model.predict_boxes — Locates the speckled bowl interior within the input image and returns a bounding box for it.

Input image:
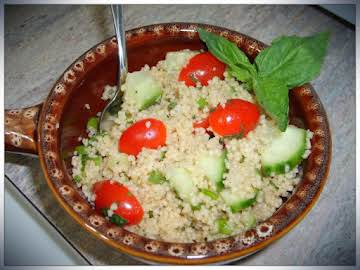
[37,23,331,264]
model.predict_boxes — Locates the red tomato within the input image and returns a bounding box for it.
[178,52,226,87]
[119,118,166,156]
[193,117,210,129]
[93,180,144,225]
[209,99,260,137]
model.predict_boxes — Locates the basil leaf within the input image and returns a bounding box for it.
[197,27,256,86]
[227,65,254,90]
[255,32,330,89]
[254,77,289,131]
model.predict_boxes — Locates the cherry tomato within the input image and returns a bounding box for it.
[93,180,144,225]
[178,52,226,87]
[193,117,209,129]
[119,118,166,156]
[209,99,260,137]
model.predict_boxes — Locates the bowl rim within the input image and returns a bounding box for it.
[36,22,332,265]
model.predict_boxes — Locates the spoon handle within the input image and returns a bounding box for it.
[111,5,128,84]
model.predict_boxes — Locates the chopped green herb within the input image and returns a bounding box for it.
[73,175,82,183]
[75,145,87,155]
[216,181,225,192]
[101,208,109,217]
[160,151,167,161]
[125,111,132,119]
[216,218,232,235]
[89,156,101,166]
[269,180,279,190]
[148,210,154,218]
[88,136,98,144]
[110,214,128,226]
[87,117,99,131]
[148,170,166,184]
[88,131,107,144]
[197,97,208,110]
[200,189,219,200]
[168,101,177,111]
[191,204,203,211]
[80,154,88,172]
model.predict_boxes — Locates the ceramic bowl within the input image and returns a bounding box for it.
[5,23,331,264]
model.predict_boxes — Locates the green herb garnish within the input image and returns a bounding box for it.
[160,151,167,161]
[148,170,167,184]
[216,218,232,235]
[168,101,177,111]
[191,203,203,211]
[269,180,279,190]
[73,175,82,183]
[148,210,154,218]
[86,116,99,131]
[89,156,102,166]
[197,28,329,131]
[110,214,128,226]
[75,145,87,155]
[200,188,219,200]
[197,97,208,110]
[101,208,109,217]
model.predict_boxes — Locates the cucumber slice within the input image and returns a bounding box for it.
[125,70,163,110]
[221,189,259,213]
[166,167,196,202]
[261,125,307,176]
[198,150,227,191]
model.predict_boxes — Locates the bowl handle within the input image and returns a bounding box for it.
[5,104,42,156]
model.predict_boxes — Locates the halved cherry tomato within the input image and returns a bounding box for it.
[178,52,226,87]
[193,117,210,129]
[119,118,166,156]
[209,99,260,137]
[93,180,144,226]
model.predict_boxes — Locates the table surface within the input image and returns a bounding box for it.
[4,4,355,266]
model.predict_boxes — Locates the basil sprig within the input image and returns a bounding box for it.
[197,28,329,131]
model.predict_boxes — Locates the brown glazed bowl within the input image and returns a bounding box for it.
[5,23,331,264]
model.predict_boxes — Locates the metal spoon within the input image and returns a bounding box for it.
[99,5,127,131]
